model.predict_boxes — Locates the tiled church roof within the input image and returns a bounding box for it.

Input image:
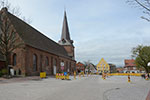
[1,7,70,59]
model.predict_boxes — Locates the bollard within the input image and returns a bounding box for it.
[103,73,106,80]
[87,72,88,77]
[145,73,149,80]
[74,71,76,80]
[128,75,131,82]
[102,73,106,80]
[56,73,58,79]
[79,73,81,79]
[83,72,85,77]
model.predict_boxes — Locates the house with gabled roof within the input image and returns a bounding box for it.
[97,58,110,73]
[124,59,140,73]
[76,62,85,73]
[0,7,76,76]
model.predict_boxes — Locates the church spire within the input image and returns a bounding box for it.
[59,11,73,45]
[61,11,71,41]
[58,11,75,60]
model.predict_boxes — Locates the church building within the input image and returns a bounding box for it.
[0,7,76,76]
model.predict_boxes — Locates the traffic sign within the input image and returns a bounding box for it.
[64,72,67,76]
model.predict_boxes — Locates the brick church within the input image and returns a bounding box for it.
[0,7,76,76]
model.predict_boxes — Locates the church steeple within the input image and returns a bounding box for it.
[59,11,75,60]
[59,11,73,45]
[61,11,70,41]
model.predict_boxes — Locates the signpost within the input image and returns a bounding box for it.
[64,72,67,76]
[60,62,64,71]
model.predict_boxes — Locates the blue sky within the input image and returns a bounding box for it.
[8,0,150,67]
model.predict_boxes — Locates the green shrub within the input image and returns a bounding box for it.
[1,69,7,75]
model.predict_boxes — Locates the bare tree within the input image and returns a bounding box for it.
[83,60,91,72]
[127,0,150,22]
[0,0,31,24]
[0,8,24,76]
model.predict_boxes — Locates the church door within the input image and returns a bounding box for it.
[53,65,56,75]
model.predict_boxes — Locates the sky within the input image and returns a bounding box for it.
[7,0,150,67]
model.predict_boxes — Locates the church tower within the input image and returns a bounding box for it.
[59,11,75,60]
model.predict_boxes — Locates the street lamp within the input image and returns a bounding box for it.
[147,62,150,67]
[147,62,150,79]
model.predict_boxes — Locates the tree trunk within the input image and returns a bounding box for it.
[5,53,10,77]
[145,67,149,73]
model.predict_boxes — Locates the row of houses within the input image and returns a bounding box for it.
[76,58,117,74]
[76,58,145,74]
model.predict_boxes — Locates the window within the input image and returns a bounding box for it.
[46,57,49,66]
[13,53,17,66]
[33,54,37,71]
[54,59,57,66]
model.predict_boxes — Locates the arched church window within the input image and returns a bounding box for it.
[46,57,49,66]
[13,53,17,66]
[33,54,37,71]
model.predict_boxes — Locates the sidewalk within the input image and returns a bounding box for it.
[0,76,42,84]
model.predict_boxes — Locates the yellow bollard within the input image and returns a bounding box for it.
[102,73,106,80]
[128,75,131,82]
[83,72,85,77]
[56,73,58,79]
[87,72,88,77]
[74,71,76,80]
[103,74,106,80]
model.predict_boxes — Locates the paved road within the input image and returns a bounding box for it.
[0,75,149,100]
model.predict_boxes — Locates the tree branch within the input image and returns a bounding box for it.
[135,0,150,11]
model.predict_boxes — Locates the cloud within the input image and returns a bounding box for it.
[8,0,150,67]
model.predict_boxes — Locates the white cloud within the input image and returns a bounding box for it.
[7,0,150,67]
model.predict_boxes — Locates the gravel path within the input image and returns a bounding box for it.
[0,75,149,100]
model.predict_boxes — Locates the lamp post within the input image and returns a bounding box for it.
[147,62,150,74]
[146,62,150,80]
[147,62,150,67]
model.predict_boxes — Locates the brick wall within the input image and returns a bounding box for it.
[11,45,76,76]
[0,61,5,70]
